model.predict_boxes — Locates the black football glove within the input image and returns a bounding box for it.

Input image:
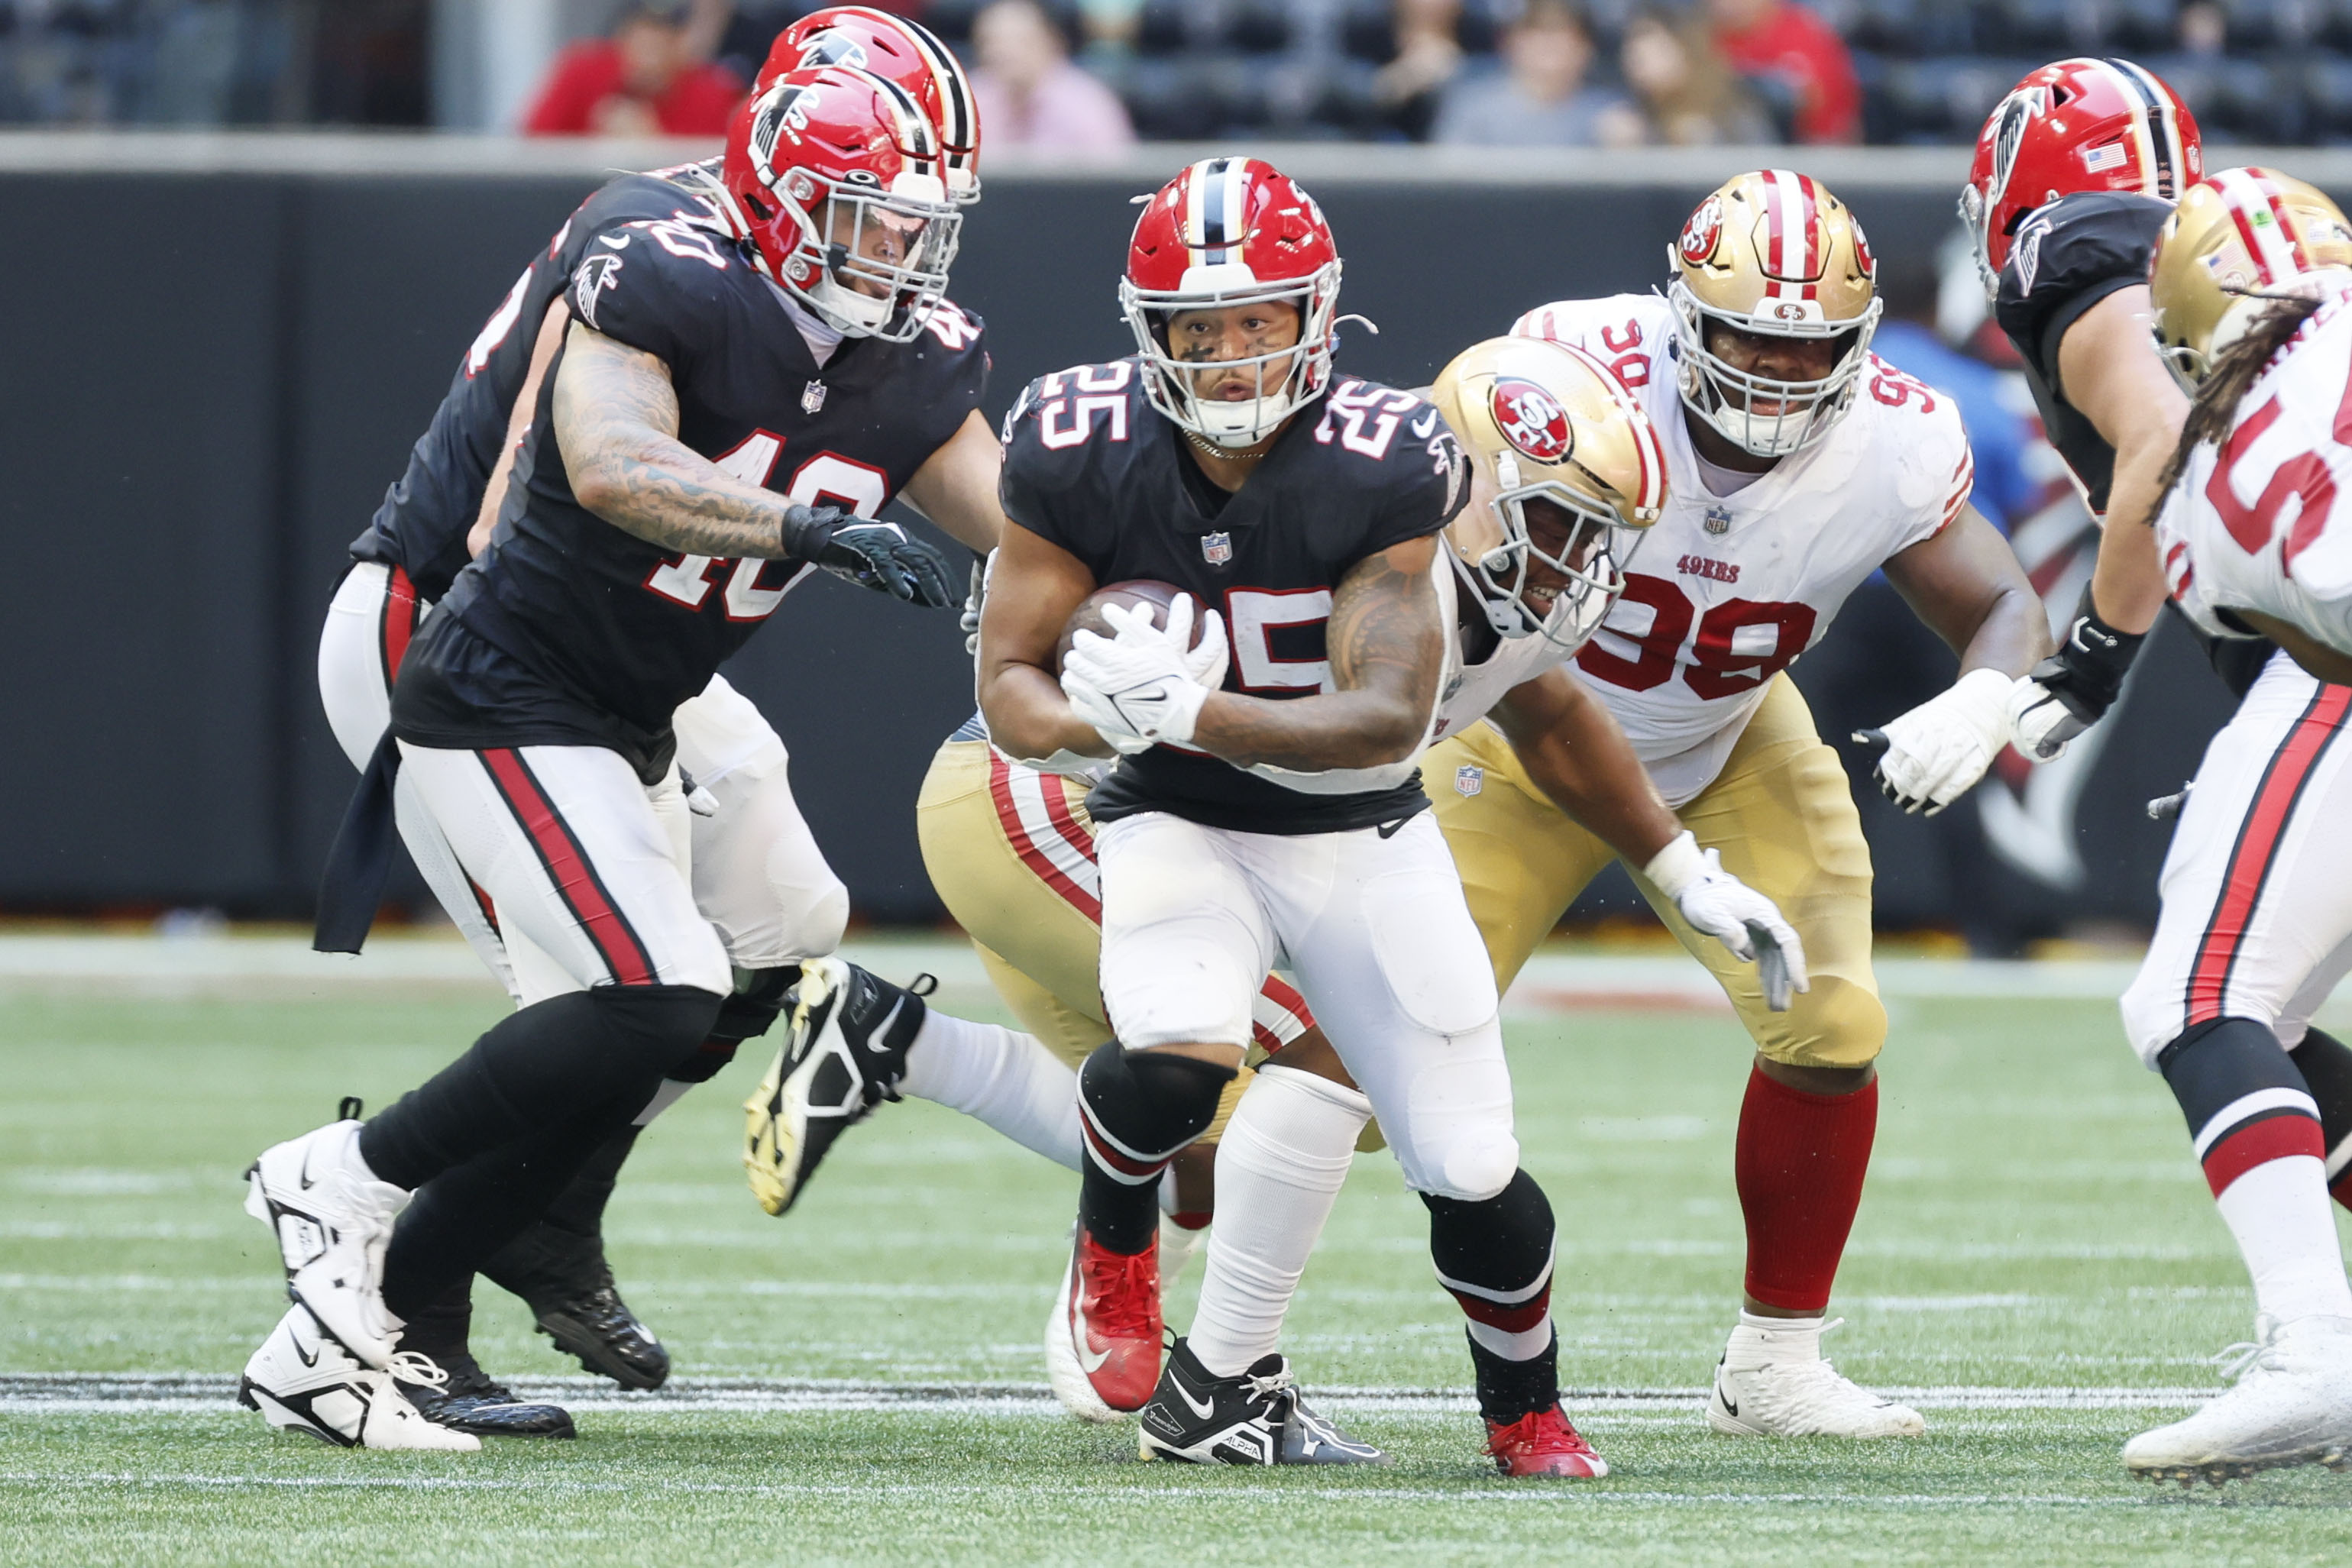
[2009,583,2145,760]
[778,504,957,608]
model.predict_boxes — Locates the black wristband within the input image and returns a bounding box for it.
[2031,583,2145,722]
[775,503,838,562]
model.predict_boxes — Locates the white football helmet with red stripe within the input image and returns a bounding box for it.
[721,66,960,342]
[1665,170,1882,459]
[2152,166,2352,390]
[759,7,982,205]
[1119,157,1343,448]
[1431,335,1666,648]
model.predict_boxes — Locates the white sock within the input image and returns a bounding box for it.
[1466,1315,1555,1360]
[2215,1156,2352,1323]
[1725,1310,1827,1367]
[1186,1065,1371,1378]
[896,1009,1082,1171]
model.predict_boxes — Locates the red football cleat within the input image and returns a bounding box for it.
[1044,1227,1163,1420]
[1486,1404,1610,1478]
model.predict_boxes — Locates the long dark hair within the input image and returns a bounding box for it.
[2158,296,2325,496]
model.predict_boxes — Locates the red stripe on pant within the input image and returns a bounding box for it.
[986,752,1101,920]
[379,564,420,695]
[2188,686,2352,1026]
[479,748,658,987]
[1448,1283,1552,1334]
[2202,1110,2328,1197]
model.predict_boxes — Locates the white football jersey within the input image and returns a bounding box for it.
[2157,288,2352,658]
[1512,294,1975,805]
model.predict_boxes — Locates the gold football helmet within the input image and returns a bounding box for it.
[1432,335,1666,648]
[2151,166,2352,390]
[1667,170,1882,457]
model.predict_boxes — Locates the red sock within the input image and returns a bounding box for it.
[1734,1065,1878,1314]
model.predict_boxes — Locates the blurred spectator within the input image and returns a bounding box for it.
[524,2,745,137]
[1372,0,1467,143]
[1433,0,1627,147]
[1595,6,1772,147]
[1706,0,1858,144]
[969,0,1134,155]
[2179,2,2227,58]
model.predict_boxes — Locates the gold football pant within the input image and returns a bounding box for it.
[1427,674,1885,1069]
[916,739,1276,1140]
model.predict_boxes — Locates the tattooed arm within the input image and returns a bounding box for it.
[555,321,807,559]
[1188,536,1445,771]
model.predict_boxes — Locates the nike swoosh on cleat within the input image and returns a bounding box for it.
[865,997,905,1053]
[298,1146,319,1191]
[1071,1301,1113,1374]
[1715,1373,1738,1417]
[1176,1380,1218,1421]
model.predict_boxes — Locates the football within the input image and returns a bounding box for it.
[1055,579,1199,671]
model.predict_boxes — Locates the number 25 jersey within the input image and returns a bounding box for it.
[1512,294,1975,807]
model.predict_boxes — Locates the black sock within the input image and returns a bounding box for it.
[1422,1169,1558,1344]
[2158,1017,2323,1195]
[394,1278,475,1367]
[359,984,720,1191]
[2289,1026,2352,1206]
[1466,1327,1560,1425]
[535,1122,643,1240]
[1076,1043,1234,1255]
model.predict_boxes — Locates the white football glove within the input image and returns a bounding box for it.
[2006,673,2082,762]
[1644,831,1809,1013]
[1060,595,1229,752]
[959,552,992,659]
[1855,667,2014,816]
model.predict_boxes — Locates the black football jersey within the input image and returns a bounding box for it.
[393,209,988,780]
[1995,191,2170,516]
[1994,190,2272,699]
[348,163,735,603]
[1000,361,1467,835]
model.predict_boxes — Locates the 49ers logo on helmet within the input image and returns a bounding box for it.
[1679,196,1723,265]
[1851,217,1876,280]
[1491,378,1572,462]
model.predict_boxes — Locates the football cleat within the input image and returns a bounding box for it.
[2124,1314,2352,1485]
[1707,1317,1925,1439]
[481,1223,669,1391]
[238,1305,478,1452]
[395,1348,575,1439]
[242,1117,409,1368]
[742,958,927,1217]
[1138,1338,1386,1466]
[1485,1404,1610,1478]
[1044,1226,1163,1421]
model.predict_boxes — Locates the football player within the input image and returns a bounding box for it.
[241,66,1012,1450]
[1462,169,2053,1439]
[2098,168,2352,1481]
[979,156,1714,1478]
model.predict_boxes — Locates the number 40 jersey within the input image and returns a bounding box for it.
[1512,294,1976,807]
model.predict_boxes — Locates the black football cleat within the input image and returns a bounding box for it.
[396,1349,576,1439]
[742,957,929,1216]
[481,1223,670,1392]
[1137,1337,1387,1466]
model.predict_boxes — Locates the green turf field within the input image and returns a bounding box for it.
[5,946,2351,1565]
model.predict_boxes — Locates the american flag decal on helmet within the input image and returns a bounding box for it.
[2092,56,2189,198]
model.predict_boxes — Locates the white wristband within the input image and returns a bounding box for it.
[1642,829,1707,901]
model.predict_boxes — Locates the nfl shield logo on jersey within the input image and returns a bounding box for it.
[1454,765,1484,797]
[801,380,827,415]
[1202,532,1232,564]
[1704,504,1733,536]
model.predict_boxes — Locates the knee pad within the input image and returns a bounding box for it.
[1756,973,1886,1071]
[590,983,727,1079]
[1078,1043,1236,1165]
[2158,1016,2312,1145]
[2288,1027,2352,1157]
[1422,1169,1555,1325]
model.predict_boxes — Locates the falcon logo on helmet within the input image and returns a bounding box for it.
[759,7,983,205]
[1491,378,1573,462]
[1433,337,1666,651]
[1962,57,2201,297]
[1120,156,1344,448]
[1665,170,1883,459]
[721,65,960,342]
[2151,166,2352,389]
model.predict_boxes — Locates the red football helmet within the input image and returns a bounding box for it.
[1121,157,1344,448]
[721,66,960,342]
[758,7,981,205]
[1962,57,2202,294]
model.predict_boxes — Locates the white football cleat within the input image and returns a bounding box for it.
[243,1119,409,1368]
[1707,1315,1925,1439]
[2124,1314,2352,1485]
[238,1305,479,1451]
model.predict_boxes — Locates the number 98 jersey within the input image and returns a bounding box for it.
[1512,293,1975,807]
[1000,359,1469,835]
